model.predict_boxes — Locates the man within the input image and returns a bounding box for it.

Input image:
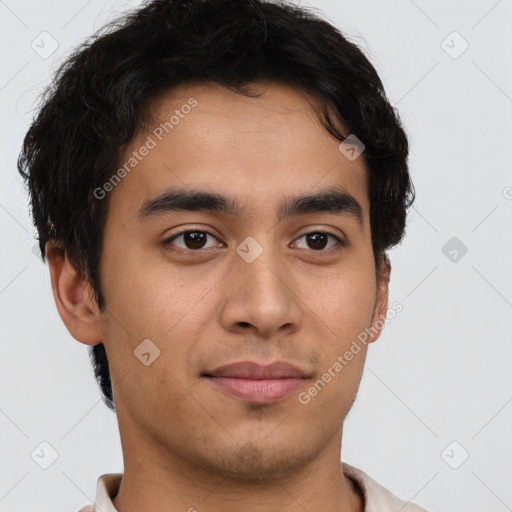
[18,0,427,510]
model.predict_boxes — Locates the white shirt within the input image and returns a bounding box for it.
[78,463,429,512]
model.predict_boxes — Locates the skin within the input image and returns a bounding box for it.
[47,80,391,512]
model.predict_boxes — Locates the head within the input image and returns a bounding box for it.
[18,0,413,480]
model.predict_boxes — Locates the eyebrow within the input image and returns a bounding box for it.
[136,186,363,227]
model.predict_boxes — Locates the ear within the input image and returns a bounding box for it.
[45,241,103,346]
[368,253,391,343]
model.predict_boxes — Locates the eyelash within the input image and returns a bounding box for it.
[163,229,345,255]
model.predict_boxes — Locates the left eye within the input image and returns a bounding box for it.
[294,232,343,251]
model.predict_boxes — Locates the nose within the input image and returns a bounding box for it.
[218,243,303,339]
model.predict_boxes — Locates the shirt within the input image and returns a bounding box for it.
[78,463,429,512]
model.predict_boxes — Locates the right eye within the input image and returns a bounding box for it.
[163,230,224,252]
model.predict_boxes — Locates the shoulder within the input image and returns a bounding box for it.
[77,473,123,512]
[343,463,430,512]
[77,506,95,512]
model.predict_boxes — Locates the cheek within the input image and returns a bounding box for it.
[302,263,377,341]
[299,270,374,411]
[102,240,217,335]
[148,264,224,336]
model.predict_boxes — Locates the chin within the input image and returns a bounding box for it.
[197,439,317,482]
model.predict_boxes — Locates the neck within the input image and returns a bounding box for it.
[112,420,364,512]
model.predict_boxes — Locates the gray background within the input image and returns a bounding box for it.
[1,0,511,511]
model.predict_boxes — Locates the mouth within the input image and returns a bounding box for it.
[201,361,310,404]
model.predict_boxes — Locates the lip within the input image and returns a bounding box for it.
[202,361,310,404]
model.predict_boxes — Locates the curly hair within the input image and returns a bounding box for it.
[17,0,415,411]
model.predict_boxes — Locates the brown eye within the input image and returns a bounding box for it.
[294,231,343,252]
[306,233,328,250]
[182,231,207,249]
[165,230,221,251]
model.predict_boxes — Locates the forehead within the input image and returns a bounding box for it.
[108,81,370,225]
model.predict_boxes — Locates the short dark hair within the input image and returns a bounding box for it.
[18,0,415,411]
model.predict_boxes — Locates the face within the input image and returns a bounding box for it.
[73,81,390,481]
